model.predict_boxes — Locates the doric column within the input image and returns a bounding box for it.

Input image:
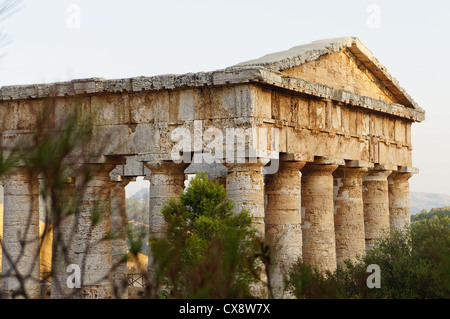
[224,157,269,298]
[143,160,189,288]
[223,158,269,237]
[388,169,415,231]
[74,162,118,299]
[300,158,341,272]
[51,176,79,299]
[333,163,369,266]
[145,161,189,240]
[265,154,306,297]
[1,167,40,299]
[362,164,393,251]
[110,176,135,299]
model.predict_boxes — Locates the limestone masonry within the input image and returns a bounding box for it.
[0,37,424,298]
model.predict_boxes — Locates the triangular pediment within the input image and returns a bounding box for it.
[282,49,399,104]
[235,37,421,110]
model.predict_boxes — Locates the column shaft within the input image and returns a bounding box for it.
[301,163,338,272]
[1,168,40,298]
[224,158,269,298]
[144,161,188,286]
[388,172,413,231]
[265,160,305,296]
[333,167,367,266]
[362,169,392,251]
[224,159,269,237]
[146,162,188,239]
[74,164,115,299]
[51,179,78,299]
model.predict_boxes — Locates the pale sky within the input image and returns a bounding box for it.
[0,0,449,196]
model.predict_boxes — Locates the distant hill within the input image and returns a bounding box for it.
[410,192,450,214]
[129,187,149,203]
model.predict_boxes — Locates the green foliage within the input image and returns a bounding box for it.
[410,214,450,297]
[413,206,450,222]
[284,261,349,299]
[360,215,450,298]
[127,223,147,257]
[285,214,450,299]
[150,172,262,299]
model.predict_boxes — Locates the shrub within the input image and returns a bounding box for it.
[150,172,262,298]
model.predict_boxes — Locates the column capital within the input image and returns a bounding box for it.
[301,162,339,175]
[363,165,394,182]
[110,175,136,184]
[334,166,368,179]
[313,156,346,166]
[69,157,124,184]
[388,171,414,182]
[143,160,190,174]
[278,159,307,171]
[222,157,270,170]
[373,163,397,171]
[388,166,417,182]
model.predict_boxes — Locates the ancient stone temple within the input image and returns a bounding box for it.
[0,37,425,298]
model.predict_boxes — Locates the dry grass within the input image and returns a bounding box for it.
[126,251,148,273]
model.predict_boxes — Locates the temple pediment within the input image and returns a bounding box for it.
[235,37,421,110]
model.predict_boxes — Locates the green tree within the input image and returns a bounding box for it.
[412,206,450,222]
[285,214,450,299]
[150,172,262,299]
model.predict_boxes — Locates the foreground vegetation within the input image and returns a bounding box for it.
[285,212,450,299]
[413,206,450,222]
[148,172,262,298]
[141,173,450,299]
